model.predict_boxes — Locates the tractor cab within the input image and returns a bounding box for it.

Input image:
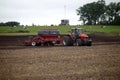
[70,28,85,40]
[71,28,84,35]
[62,28,92,46]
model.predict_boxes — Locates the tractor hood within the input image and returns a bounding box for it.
[79,33,88,38]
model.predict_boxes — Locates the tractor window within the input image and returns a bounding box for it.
[77,29,84,34]
[71,29,84,34]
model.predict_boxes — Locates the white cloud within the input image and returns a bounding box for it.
[0,0,119,25]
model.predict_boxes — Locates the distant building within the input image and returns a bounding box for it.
[60,19,69,26]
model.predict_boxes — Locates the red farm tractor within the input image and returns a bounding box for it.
[24,29,62,46]
[62,28,92,46]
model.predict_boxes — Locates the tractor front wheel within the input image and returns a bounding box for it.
[87,42,92,46]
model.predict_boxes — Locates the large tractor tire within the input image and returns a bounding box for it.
[76,39,82,46]
[62,36,73,46]
[87,42,92,46]
[84,39,92,46]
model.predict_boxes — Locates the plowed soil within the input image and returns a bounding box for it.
[0,34,120,80]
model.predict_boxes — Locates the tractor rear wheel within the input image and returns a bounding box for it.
[62,36,73,46]
[76,39,82,46]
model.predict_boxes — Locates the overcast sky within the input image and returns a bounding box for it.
[0,0,119,25]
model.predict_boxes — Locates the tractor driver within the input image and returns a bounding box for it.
[74,28,79,41]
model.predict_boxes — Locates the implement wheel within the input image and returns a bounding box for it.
[31,41,36,46]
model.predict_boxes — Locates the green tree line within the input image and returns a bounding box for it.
[76,0,120,25]
[0,21,20,27]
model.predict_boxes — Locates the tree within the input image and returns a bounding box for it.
[0,22,6,26]
[77,0,106,25]
[5,21,20,27]
[106,2,120,25]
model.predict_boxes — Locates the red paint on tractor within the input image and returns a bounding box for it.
[79,33,88,40]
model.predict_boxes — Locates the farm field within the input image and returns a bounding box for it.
[0,34,120,80]
[0,25,120,35]
[0,26,120,80]
[0,43,120,80]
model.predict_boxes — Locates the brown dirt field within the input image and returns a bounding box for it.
[0,34,120,80]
